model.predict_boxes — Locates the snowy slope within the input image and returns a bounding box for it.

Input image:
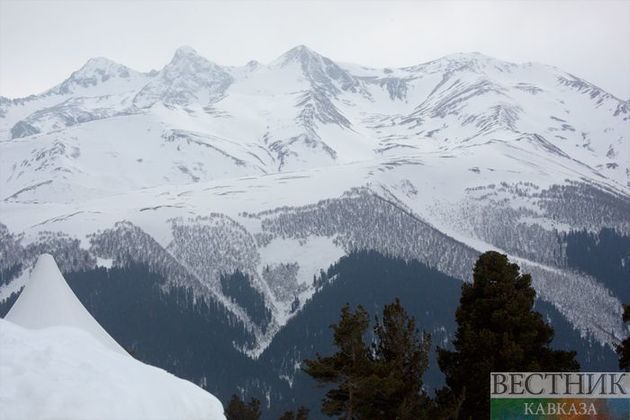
[5,254,126,354]
[0,46,628,354]
[0,320,226,420]
[0,254,225,420]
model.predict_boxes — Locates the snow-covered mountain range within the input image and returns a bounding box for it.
[1,45,628,356]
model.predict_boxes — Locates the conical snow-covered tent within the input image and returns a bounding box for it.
[0,254,226,420]
[5,253,126,354]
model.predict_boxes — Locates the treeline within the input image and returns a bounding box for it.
[563,227,630,302]
[226,251,629,419]
[221,270,273,333]
[2,241,623,418]
[64,264,287,403]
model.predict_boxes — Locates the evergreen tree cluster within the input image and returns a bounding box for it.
[3,246,609,419]
[64,264,287,405]
[278,407,310,420]
[259,249,463,415]
[225,396,309,420]
[302,251,580,419]
[221,270,273,332]
[225,395,262,420]
[303,299,431,419]
[563,227,630,303]
[436,251,579,419]
[250,189,480,282]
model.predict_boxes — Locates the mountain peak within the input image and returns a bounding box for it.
[273,45,325,66]
[133,45,232,108]
[75,56,132,76]
[271,45,361,96]
[49,56,136,95]
[173,45,199,59]
[166,45,222,70]
[82,56,120,68]
[288,44,317,55]
[440,51,500,64]
[403,52,516,74]
[164,45,224,73]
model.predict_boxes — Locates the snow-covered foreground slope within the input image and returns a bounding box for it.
[0,46,628,356]
[0,255,225,420]
[5,254,125,354]
[0,321,226,420]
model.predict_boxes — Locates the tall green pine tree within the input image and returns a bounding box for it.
[224,394,262,420]
[304,300,432,419]
[303,304,372,419]
[437,251,579,419]
[278,406,309,420]
[363,298,432,419]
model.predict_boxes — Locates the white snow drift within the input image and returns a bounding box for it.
[0,254,226,420]
[4,254,125,354]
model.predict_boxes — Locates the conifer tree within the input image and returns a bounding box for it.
[303,304,371,419]
[618,304,630,371]
[304,300,433,419]
[363,298,432,419]
[437,251,579,419]
[224,394,262,420]
[278,406,309,420]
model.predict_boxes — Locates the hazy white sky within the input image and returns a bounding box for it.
[1,0,629,99]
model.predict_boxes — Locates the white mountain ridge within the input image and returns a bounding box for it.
[1,254,225,420]
[0,45,628,356]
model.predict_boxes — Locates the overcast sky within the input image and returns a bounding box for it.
[1,0,629,99]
